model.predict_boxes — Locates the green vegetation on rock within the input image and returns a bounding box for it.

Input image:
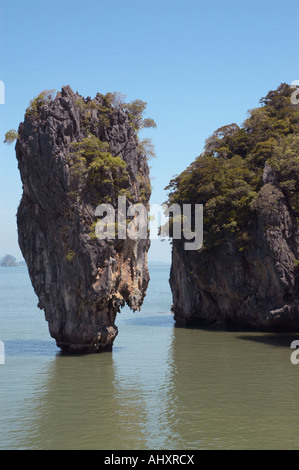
[166,83,299,250]
[65,251,76,262]
[68,134,130,204]
[4,129,19,144]
[25,89,56,117]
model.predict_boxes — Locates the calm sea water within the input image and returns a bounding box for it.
[1,263,299,450]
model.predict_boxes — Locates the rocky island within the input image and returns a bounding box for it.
[0,254,18,267]
[13,86,154,352]
[166,84,299,331]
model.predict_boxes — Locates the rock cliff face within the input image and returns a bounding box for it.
[170,162,299,330]
[16,86,151,352]
[168,84,299,331]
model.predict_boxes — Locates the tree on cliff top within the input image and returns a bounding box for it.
[166,83,299,250]
[4,89,157,160]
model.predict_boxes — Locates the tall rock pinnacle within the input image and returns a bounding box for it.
[16,86,152,352]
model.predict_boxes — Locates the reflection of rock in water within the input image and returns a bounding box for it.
[16,86,151,353]
[169,326,299,449]
[21,353,147,450]
[112,312,177,449]
[20,323,175,450]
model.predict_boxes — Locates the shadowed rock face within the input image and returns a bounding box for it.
[16,86,151,352]
[170,162,299,331]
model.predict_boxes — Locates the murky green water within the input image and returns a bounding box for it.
[1,265,299,449]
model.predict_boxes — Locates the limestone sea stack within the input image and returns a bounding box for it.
[167,83,299,331]
[16,86,152,352]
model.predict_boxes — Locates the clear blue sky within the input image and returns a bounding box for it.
[0,0,299,262]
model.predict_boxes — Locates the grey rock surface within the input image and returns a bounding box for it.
[170,163,299,330]
[16,86,151,352]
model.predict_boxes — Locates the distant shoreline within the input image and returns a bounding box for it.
[0,254,26,267]
[0,258,170,267]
